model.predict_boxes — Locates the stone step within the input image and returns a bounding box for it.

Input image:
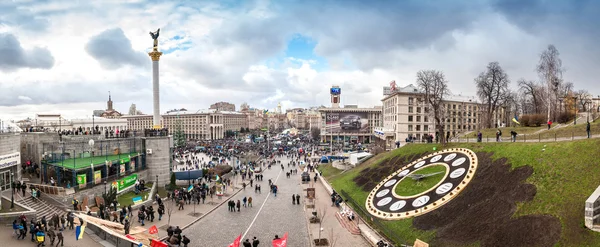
[335,212,361,235]
[17,194,67,221]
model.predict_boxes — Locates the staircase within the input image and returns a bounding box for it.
[335,212,361,235]
[16,191,68,221]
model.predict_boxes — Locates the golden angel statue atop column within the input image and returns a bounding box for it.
[149,28,160,50]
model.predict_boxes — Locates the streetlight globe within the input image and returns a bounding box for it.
[88,139,95,147]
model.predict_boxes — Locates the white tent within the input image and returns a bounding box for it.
[350,152,372,165]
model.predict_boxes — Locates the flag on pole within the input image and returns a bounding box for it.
[75,222,86,240]
[389,80,397,92]
[228,234,242,247]
[148,225,159,235]
[215,175,220,182]
[187,185,194,192]
[272,232,288,247]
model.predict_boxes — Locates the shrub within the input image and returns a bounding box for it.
[530,114,546,127]
[557,112,576,124]
[520,115,530,126]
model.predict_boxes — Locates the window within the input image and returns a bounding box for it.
[416,125,421,131]
[408,107,413,113]
[424,125,428,131]
[416,116,421,122]
[417,107,421,113]
[424,116,429,122]
[408,125,413,131]
[408,97,414,105]
[453,104,456,109]
[408,116,413,122]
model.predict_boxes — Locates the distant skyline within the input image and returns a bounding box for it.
[1,0,600,120]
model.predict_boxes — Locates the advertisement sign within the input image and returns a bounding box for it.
[120,164,125,174]
[0,152,20,169]
[118,174,138,192]
[94,170,102,184]
[77,174,86,189]
[325,112,369,133]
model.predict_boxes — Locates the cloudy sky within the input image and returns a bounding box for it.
[1,0,599,120]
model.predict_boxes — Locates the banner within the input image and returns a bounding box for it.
[117,174,138,192]
[0,152,20,169]
[77,174,86,189]
[94,170,102,184]
[228,234,241,247]
[148,225,158,235]
[132,196,143,205]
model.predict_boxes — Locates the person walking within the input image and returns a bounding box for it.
[236,200,241,212]
[248,197,253,207]
[587,121,591,138]
[292,194,296,205]
[252,237,260,247]
[55,229,63,247]
[243,197,247,207]
[296,194,300,205]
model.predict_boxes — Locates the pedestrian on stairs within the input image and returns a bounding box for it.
[56,229,64,247]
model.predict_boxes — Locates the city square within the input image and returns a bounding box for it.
[1,1,600,247]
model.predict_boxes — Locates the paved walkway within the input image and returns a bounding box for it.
[1,220,103,247]
[301,173,370,247]
[184,156,310,246]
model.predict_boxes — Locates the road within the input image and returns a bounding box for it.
[184,156,310,246]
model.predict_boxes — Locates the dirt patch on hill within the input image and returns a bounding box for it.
[411,152,561,246]
[354,152,427,191]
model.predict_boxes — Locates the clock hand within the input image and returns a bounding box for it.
[407,171,445,180]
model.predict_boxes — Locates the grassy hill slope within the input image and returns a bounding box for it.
[327,139,600,246]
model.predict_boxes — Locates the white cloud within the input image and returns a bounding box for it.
[0,0,598,121]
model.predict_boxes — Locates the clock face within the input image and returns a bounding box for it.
[366,148,478,220]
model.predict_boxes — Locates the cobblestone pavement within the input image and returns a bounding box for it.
[184,156,310,247]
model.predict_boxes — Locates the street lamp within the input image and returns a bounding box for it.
[10,172,14,209]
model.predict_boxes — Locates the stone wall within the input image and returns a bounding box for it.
[585,185,600,230]
[20,132,60,166]
[144,136,172,187]
[1,133,23,181]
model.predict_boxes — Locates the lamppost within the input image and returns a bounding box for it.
[10,172,14,209]
[92,115,95,135]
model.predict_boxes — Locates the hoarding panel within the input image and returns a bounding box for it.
[325,112,369,133]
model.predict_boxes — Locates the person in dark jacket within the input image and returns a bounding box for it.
[243,239,252,247]
[252,237,260,247]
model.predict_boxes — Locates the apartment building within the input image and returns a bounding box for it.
[375,84,486,148]
[209,102,236,112]
[123,110,225,140]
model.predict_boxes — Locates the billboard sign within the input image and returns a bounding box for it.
[325,112,369,133]
[330,87,341,95]
[0,152,20,169]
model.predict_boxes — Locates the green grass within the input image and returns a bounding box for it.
[395,165,446,197]
[51,152,140,169]
[473,125,544,138]
[328,140,600,246]
[116,183,167,207]
[539,119,600,139]
[318,164,343,180]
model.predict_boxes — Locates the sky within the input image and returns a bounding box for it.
[1,0,600,120]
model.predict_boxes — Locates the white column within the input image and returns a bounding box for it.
[152,60,161,128]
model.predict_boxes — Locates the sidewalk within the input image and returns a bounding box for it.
[301,173,369,247]
[1,221,103,247]
[127,180,244,239]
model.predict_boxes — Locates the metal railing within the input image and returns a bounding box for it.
[339,190,411,247]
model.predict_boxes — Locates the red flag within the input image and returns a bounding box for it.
[150,239,168,247]
[148,225,158,235]
[125,234,136,240]
[272,232,288,247]
[228,234,242,247]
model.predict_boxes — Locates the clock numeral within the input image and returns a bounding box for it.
[412,195,430,208]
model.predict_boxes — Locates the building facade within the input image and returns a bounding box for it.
[375,84,508,149]
[209,102,236,112]
[222,111,249,132]
[123,110,225,140]
[0,133,21,190]
[100,93,123,119]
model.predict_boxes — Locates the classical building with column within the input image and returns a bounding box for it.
[221,111,248,132]
[123,109,225,140]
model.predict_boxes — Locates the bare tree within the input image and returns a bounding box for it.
[518,79,540,114]
[537,44,564,121]
[576,90,592,112]
[328,227,339,247]
[416,70,450,144]
[311,128,321,140]
[166,199,175,225]
[475,62,511,128]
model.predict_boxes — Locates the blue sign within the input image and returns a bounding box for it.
[330,87,341,95]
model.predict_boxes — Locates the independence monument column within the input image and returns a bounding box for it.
[148,28,163,129]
